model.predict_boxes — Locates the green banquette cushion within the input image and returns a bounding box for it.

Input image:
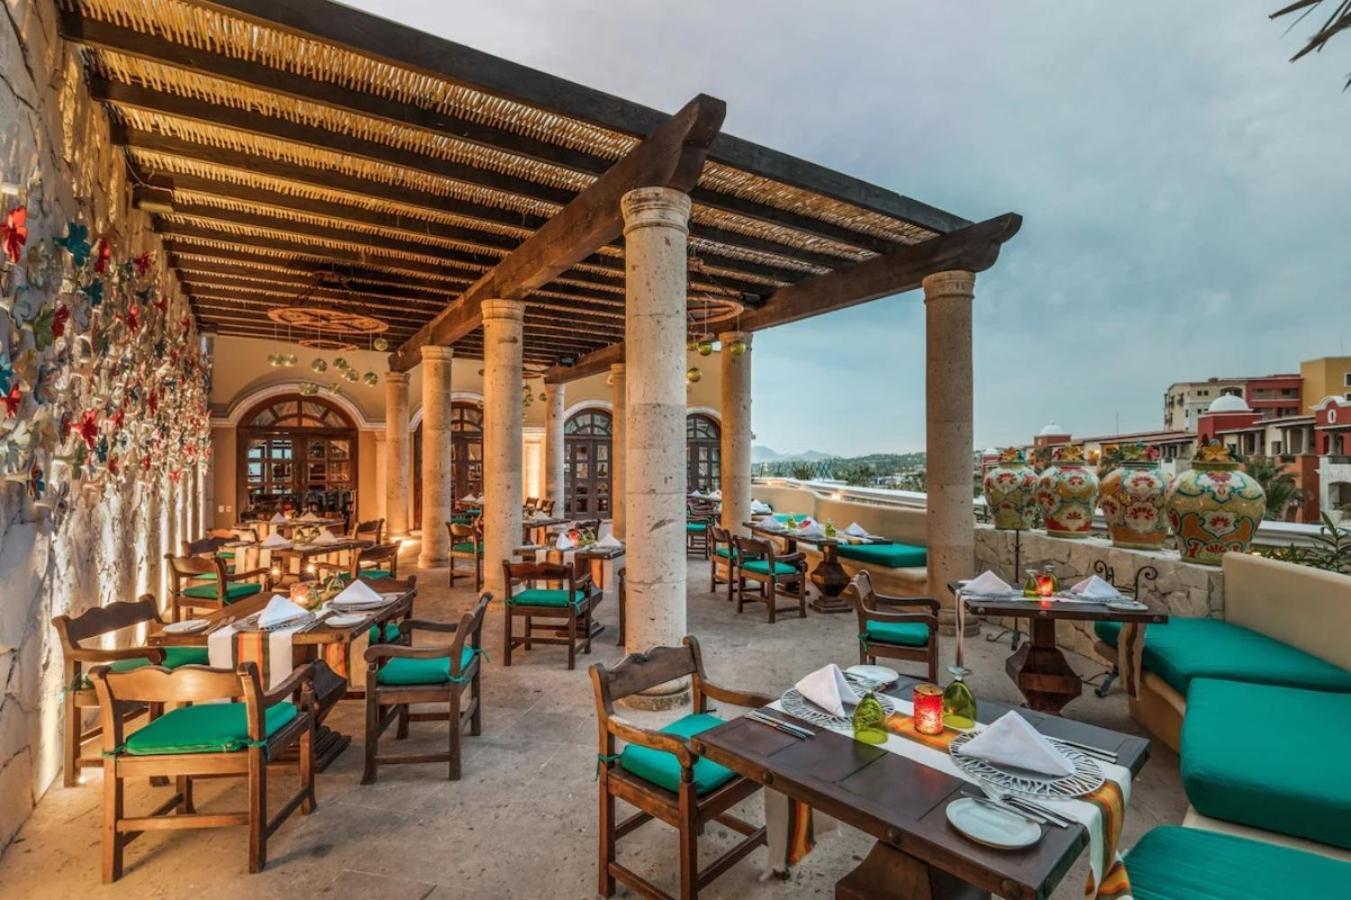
[836,542,927,569]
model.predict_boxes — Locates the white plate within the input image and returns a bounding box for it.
[331,598,387,611]
[945,798,1042,849]
[1107,599,1148,612]
[846,664,900,686]
[324,613,367,628]
[163,618,210,634]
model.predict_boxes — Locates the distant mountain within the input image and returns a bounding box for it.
[752,445,831,463]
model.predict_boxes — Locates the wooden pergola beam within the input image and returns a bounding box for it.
[388,94,726,370]
[542,213,1022,383]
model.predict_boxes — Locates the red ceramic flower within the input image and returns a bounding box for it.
[52,304,70,338]
[1,206,26,264]
[124,305,140,332]
[78,409,100,448]
[3,384,20,417]
[93,238,111,274]
[133,252,153,277]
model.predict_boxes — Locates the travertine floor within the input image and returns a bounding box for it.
[0,548,1188,899]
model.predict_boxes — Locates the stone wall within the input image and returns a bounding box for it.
[0,0,199,852]
[974,525,1225,659]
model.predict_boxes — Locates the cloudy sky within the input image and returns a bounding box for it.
[353,0,1351,455]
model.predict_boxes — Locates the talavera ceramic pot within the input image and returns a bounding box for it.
[1099,443,1168,551]
[1166,442,1265,566]
[983,448,1038,530]
[1037,444,1099,539]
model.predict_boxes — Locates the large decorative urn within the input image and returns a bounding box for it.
[983,447,1038,530]
[1099,443,1168,550]
[1037,444,1099,539]
[1166,442,1266,566]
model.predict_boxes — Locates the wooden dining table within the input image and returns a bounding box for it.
[694,675,1150,900]
[148,578,416,771]
[268,538,366,582]
[743,520,889,614]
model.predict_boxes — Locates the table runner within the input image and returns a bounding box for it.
[763,694,1134,899]
[206,613,372,690]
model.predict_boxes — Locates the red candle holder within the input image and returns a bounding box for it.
[913,683,944,735]
[1035,573,1056,598]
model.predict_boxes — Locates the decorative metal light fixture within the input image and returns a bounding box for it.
[696,339,713,357]
[686,366,702,384]
[311,358,327,373]
[362,371,379,386]
[728,338,747,357]
[373,336,389,352]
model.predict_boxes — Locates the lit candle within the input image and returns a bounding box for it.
[289,582,311,607]
[305,563,318,577]
[1036,572,1055,598]
[269,564,282,581]
[913,683,944,735]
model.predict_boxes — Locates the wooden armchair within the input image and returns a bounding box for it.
[502,560,602,670]
[320,541,401,585]
[88,660,317,882]
[524,496,540,513]
[351,517,384,547]
[590,636,770,899]
[362,592,491,783]
[729,535,806,623]
[447,518,483,590]
[708,524,754,596]
[848,570,940,682]
[686,513,713,559]
[165,553,269,622]
[52,596,211,786]
[537,497,556,516]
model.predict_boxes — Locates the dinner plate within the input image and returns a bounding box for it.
[331,598,387,611]
[1106,598,1148,612]
[846,664,900,687]
[163,618,210,634]
[324,613,367,628]
[945,798,1042,849]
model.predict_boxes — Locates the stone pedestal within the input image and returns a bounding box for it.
[544,383,565,514]
[923,271,979,637]
[620,187,691,709]
[482,299,525,598]
[718,331,753,537]
[418,347,453,567]
[384,371,411,539]
[610,363,627,540]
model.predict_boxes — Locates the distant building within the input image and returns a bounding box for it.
[1301,356,1351,408]
[1163,378,1248,431]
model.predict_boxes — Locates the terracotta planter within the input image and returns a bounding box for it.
[1166,443,1266,566]
[1099,444,1168,551]
[983,448,1038,530]
[1036,445,1099,539]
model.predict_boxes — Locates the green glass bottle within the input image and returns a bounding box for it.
[942,666,977,730]
[852,692,887,745]
[1022,568,1039,598]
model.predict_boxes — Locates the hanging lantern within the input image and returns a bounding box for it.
[286,353,299,367]
[362,371,379,386]
[267,353,281,367]
[333,357,348,371]
[538,391,547,402]
[686,339,698,352]
[311,358,327,373]
[373,336,389,352]
[729,338,747,357]
[299,382,318,396]
[686,366,702,384]
[343,367,359,383]
[697,340,713,357]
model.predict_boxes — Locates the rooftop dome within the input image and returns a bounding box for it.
[1038,421,1068,437]
[984,447,1001,457]
[1206,394,1250,413]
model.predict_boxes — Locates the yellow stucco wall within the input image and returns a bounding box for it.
[1301,356,1351,409]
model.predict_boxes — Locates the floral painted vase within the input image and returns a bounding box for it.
[1166,442,1266,566]
[1099,443,1168,550]
[1036,444,1099,539]
[983,447,1038,530]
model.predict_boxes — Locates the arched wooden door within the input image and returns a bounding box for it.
[414,401,484,524]
[237,394,356,519]
[686,413,721,493]
[564,409,612,518]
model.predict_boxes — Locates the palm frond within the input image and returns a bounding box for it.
[1272,0,1351,88]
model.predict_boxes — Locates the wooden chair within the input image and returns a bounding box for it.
[321,541,401,584]
[590,636,770,899]
[165,553,269,622]
[362,592,491,783]
[729,535,806,623]
[447,518,483,590]
[537,498,556,516]
[686,514,713,559]
[88,660,317,882]
[52,596,208,787]
[524,496,540,513]
[848,570,940,682]
[708,524,745,595]
[351,518,384,547]
[502,560,602,670]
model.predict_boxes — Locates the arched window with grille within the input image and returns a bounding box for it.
[564,409,612,517]
[686,413,721,493]
[414,401,484,524]
[238,394,356,517]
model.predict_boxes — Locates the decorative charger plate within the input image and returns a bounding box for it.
[948,730,1104,799]
[780,686,900,730]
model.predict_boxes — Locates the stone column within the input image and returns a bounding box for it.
[609,363,627,539]
[482,298,525,598]
[621,187,691,708]
[418,347,454,568]
[373,431,388,523]
[384,371,411,538]
[923,270,978,636]
[544,382,566,514]
[718,331,753,536]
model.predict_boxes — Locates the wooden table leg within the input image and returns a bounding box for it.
[837,840,989,900]
[808,543,853,614]
[1006,618,1082,715]
[272,659,351,772]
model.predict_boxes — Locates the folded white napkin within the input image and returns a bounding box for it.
[962,570,1013,596]
[957,711,1074,777]
[332,578,385,608]
[258,595,310,629]
[298,511,321,522]
[269,512,287,524]
[750,499,772,513]
[460,493,476,502]
[689,490,706,498]
[759,517,786,531]
[555,531,574,551]
[844,522,870,538]
[260,532,292,549]
[529,510,552,521]
[795,663,860,718]
[593,533,623,550]
[710,489,722,500]
[797,523,827,540]
[311,529,339,545]
[1072,575,1123,601]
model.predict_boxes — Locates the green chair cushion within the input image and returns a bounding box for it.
[1123,825,1351,900]
[618,713,735,796]
[713,547,761,561]
[122,701,298,756]
[1181,678,1351,850]
[376,647,478,686]
[216,550,236,560]
[836,542,927,569]
[367,621,402,643]
[863,621,931,647]
[741,559,797,576]
[686,522,708,533]
[508,588,588,608]
[1094,618,1351,696]
[451,542,480,554]
[181,581,264,602]
[339,569,394,583]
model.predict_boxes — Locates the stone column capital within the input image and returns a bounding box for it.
[921,270,976,302]
[373,430,387,443]
[544,381,564,398]
[385,370,410,385]
[481,297,525,321]
[610,362,626,376]
[420,344,454,362]
[716,330,752,347]
[621,187,691,236]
